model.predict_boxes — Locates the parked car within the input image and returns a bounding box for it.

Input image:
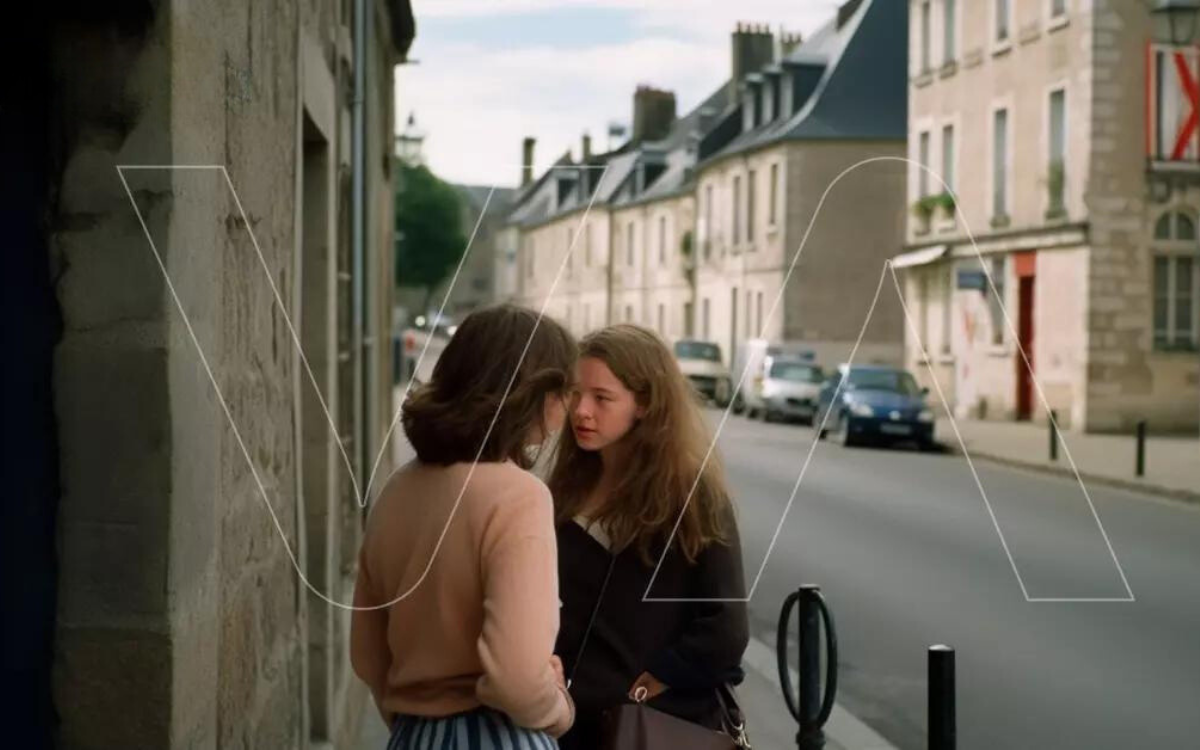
[816,364,935,449]
[400,312,456,384]
[673,339,733,407]
[732,339,817,415]
[749,357,825,424]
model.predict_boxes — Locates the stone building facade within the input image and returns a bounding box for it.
[509,0,908,373]
[7,1,414,748]
[896,0,1200,433]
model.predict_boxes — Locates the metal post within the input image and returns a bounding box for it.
[1048,410,1058,462]
[1136,420,1147,477]
[929,645,956,750]
[798,589,823,750]
[778,585,838,750]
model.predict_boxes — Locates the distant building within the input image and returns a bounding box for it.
[893,0,1200,432]
[506,0,909,370]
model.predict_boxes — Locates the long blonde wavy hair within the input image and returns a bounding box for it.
[547,325,733,565]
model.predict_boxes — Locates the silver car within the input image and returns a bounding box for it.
[748,357,825,424]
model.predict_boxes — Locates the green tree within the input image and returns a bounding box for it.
[393,160,466,314]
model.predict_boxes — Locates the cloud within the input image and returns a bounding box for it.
[399,0,838,185]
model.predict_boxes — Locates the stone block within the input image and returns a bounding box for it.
[59,519,168,627]
[258,556,300,663]
[55,338,170,528]
[217,583,260,748]
[54,625,171,750]
[250,649,303,750]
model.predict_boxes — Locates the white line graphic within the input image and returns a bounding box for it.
[118,163,608,610]
[120,156,1132,610]
[642,156,1134,604]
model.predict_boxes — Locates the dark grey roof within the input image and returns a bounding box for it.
[701,0,907,166]
[505,82,728,225]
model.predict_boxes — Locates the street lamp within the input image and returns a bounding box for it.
[1152,0,1200,46]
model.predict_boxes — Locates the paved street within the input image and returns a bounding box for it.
[712,409,1200,750]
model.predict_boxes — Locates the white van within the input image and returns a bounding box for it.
[733,339,821,421]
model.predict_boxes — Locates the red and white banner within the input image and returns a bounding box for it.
[1147,43,1200,163]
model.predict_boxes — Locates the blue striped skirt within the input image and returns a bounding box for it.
[388,707,558,749]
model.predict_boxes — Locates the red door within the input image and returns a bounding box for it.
[1015,252,1037,420]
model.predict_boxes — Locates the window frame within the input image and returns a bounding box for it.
[1152,210,1200,351]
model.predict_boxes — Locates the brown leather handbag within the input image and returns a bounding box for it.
[571,555,753,750]
[599,683,751,750]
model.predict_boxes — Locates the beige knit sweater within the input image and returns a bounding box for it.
[350,460,574,736]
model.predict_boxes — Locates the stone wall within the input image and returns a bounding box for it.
[1086,0,1200,433]
[49,1,400,747]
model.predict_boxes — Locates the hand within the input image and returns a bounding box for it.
[628,671,668,702]
[550,655,566,689]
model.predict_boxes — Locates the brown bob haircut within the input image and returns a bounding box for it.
[401,304,577,469]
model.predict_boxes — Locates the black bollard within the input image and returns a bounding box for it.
[1048,410,1058,462]
[1136,420,1147,477]
[778,585,838,750]
[928,645,956,750]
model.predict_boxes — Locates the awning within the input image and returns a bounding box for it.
[890,244,949,269]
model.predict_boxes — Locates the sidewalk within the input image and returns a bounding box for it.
[937,417,1200,503]
[355,636,896,749]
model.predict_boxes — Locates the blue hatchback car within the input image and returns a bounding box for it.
[816,364,936,449]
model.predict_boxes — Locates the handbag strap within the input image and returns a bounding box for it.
[567,552,617,689]
[716,683,752,748]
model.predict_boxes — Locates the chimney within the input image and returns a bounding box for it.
[779,28,804,57]
[837,0,865,29]
[521,137,535,187]
[730,22,776,106]
[581,132,592,161]
[631,85,676,145]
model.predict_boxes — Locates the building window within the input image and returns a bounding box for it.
[919,130,931,198]
[747,169,756,243]
[988,256,1007,344]
[918,273,930,350]
[995,0,1011,44]
[941,123,955,195]
[1153,211,1200,351]
[625,304,634,323]
[920,1,932,73]
[626,221,635,266]
[659,215,667,266]
[702,298,711,339]
[943,0,957,64]
[704,185,714,259]
[1050,0,1067,19]
[657,303,665,334]
[992,107,1009,220]
[942,267,953,354]
[684,301,693,337]
[732,175,742,245]
[769,163,779,226]
[1048,89,1067,215]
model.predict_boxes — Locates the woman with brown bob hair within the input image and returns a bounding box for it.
[548,324,750,750]
[352,304,578,748]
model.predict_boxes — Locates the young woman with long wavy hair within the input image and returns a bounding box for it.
[547,324,749,749]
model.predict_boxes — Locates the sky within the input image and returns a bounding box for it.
[396,0,840,188]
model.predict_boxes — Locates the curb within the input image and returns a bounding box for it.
[942,443,1200,507]
[742,637,899,750]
